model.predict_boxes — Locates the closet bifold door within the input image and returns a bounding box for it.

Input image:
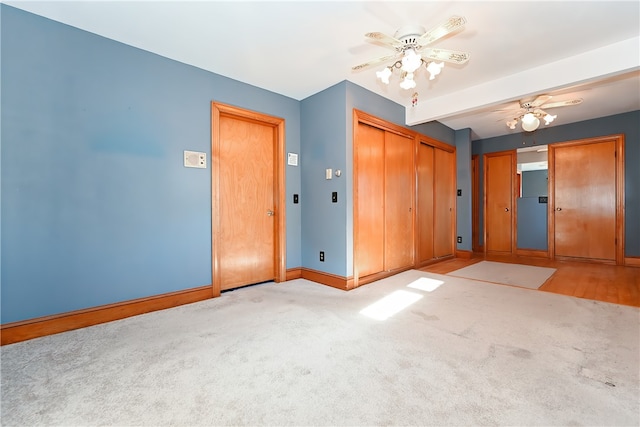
[417,142,435,264]
[384,131,415,271]
[434,147,455,258]
[355,122,385,277]
[416,138,457,267]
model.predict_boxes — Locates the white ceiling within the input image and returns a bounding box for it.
[4,0,640,139]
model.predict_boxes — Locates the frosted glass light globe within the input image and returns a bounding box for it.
[521,113,540,132]
[399,73,416,90]
[401,49,422,73]
[376,67,392,84]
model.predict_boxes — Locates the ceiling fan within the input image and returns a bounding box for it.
[352,16,470,91]
[504,95,584,132]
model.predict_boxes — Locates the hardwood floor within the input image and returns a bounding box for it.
[420,253,640,307]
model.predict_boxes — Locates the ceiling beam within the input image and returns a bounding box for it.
[405,36,640,126]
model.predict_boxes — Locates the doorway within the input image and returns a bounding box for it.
[516,145,549,256]
[211,102,286,295]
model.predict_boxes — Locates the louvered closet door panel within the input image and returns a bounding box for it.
[384,132,414,271]
[417,143,435,263]
[434,148,455,258]
[356,123,385,277]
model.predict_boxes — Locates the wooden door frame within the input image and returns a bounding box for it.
[483,149,517,255]
[211,102,286,297]
[548,134,625,265]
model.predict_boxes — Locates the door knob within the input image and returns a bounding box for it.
[267,210,274,216]
[556,207,562,211]
[504,208,509,212]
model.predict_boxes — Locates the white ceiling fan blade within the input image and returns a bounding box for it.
[530,95,553,107]
[422,48,470,64]
[352,54,399,71]
[364,31,403,48]
[540,98,584,109]
[417,15,467,47]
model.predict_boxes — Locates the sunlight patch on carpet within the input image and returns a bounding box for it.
[407,277,444,292]
[360,290,423,321]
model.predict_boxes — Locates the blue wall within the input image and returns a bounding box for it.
[522,170,548,197]
[518,170,548,250]
[300,82,348,276]
[455,129,473,251]
[473,110,640,256]
[517,198,548,250]
[1,5,302,323]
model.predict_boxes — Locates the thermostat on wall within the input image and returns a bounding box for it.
[184,150,207,168]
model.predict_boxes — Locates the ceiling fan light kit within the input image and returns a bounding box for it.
[352,16,470,97]
[521,113,540,132]
[505,96,582,132]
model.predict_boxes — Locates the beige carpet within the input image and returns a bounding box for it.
[447,261,556,289]
[2,270,638,426]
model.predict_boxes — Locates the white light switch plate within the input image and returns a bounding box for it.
[325,168,332,179]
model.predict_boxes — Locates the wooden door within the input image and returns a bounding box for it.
[552,139,617,261]
[471,155,480,251]
[484,151,515,254]
[211,103,286,294]
[384,132,414,271]
[434,148,455,258]
[417,143,435,263]
[355,123,385,277]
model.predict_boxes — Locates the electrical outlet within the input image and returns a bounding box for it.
[293,194,299,204]
[332,191,338,203]
[457,236,462,243]
[457,189,462,196]
[319,251,325,262]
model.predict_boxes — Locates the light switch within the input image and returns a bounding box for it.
[325,168,332,180]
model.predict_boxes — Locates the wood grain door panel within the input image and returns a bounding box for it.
[417,143,435,263]
[384,132,414,270]
[553,140,616,261]
[434,148,455,258]
[219,116,275,290]
[355,123,385,277]
[472,155,480,252]
[485,152,514,254]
